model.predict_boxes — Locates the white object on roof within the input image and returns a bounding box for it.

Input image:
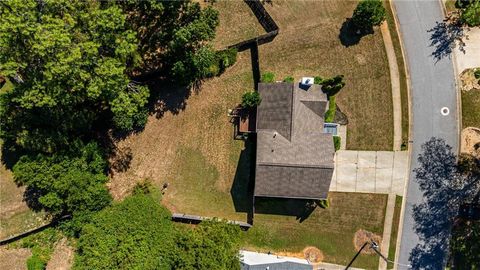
[239,250,311,266]
[301,77,314,86]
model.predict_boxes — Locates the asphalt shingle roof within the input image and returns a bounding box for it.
[255,82,334,200]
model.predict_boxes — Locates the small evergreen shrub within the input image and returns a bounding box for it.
[333,136,341,151]
[314,76,323,84]
[261,72,275,83]
[283,76,294,83]
[318,199,330,209]
[242,91,262,108]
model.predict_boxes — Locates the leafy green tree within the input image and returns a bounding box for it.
[351,0,386,31]
[321,75,346,96]
[119,0,220,84]
[172,220,241,270]
[451,220,480,269]
[12,142,111,216]
[0,0,149,153]
[73,194,174,270]
[461,0,480,27]
[242,91,262,108]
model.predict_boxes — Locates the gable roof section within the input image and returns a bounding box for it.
[256,83,293,140]
[255,82,334,200]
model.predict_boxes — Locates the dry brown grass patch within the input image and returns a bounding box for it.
[353,229,382,255]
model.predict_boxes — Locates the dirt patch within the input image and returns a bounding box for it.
[460,69,480,92]
[275,246,324,264]
[461,127,480,157]
[46,238,74,270]
[0,247,31,270]
[353,229,382,255]
[303,246,324,264]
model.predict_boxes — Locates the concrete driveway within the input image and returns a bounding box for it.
[330,150,408,196]
[454,27,480,73]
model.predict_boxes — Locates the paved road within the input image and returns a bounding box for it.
[392,0,459,268]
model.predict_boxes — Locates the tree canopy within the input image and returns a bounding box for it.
[461,0,480,27]
[12,142,111,216]
[351,0,386,31]
[0,0,150,154]
[73,193,241,270]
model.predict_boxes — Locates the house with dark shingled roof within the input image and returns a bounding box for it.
[255,82,335,200]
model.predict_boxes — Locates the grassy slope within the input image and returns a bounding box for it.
[462,89,480,128]
[387,195,403,269]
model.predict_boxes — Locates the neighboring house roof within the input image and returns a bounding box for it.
[255,82,334,200]
[240,250,313,270]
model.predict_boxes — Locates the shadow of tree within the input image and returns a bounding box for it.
[409,137,480,269]
[339,19,373,47]
[428,20,465,62]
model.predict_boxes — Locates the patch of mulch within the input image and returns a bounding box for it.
[353,229,382,255]
[461,127,480,158]
[303,246,324,263]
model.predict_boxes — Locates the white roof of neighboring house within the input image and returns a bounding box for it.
[240,250,312,270]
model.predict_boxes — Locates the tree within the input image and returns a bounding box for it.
[461,0,480,27]
[119,0,220,84]
[73,193,242,270]
[73,194,175,270]
[12,142,111,216]
[0,0,149,153]
[241,91,262,109]
[351,0,386,32]
[172,220,241,270]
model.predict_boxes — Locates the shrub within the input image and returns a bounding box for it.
[325,96,336,123]
[314,76,323,84]
[73,194,174,270]
[172,220,242,270]
[461,0,480,27]
[283,76,294,83]
[217,48,238,72]
[333,136,341,151]
[321,75,345,96]
[27,254,46,270]
[351,0,386,31]
[318,199,330,209]
[261,72,275,83]
[242,91,262,108]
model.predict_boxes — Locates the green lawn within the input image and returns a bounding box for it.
[462,89,480,128]
[387,195,403,269]
[243,193,387,269]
